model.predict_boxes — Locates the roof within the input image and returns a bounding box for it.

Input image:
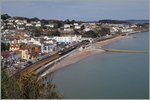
[20,44,41,50]
[1,50,10,58]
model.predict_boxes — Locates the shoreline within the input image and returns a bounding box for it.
[39,35,128,78]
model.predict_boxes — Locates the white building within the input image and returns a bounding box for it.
[81,37,93,43]
[121,28,133,33]
[43,36,51,40]
[84,28,91,32]
[17,25,25,30]
[20,49,30,60]
[131,24,137,28]
[7,18,14,23]
[74,25,81,29]
[35,21,41,27]
[73,23,78,26]
[110,27,118,34]
[64,24,71,28]
[63,24,74,32]
[21,38,41,46]
[41,39,57,53]
[64,28,73,32]
[7,22,14,25]
[45,24,54,28]
[25,23,33,27]
[74,23,81,29]
[15,19,27,25]
[53,35,82,43]
[9,39,21,44]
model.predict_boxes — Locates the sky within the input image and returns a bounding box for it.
[1,0,149,21]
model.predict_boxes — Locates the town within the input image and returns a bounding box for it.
[1,14,149,76]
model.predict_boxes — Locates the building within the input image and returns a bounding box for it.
[25,23,33,27]
[53,35,82,43]
[8,51,21,63]
[84,28,91,32]
[35,21,41,27]
[20,44,41,60]
[64,24,73,32]
[21,38,41,46]
[20,49,30,60]
[41,39,57,53]
[110,27,118,34]
[45,24,54,28]
[64,24,71,28]
[74,25,81,29]
[17,25,25,30]
[9,44,20,52]
[41,43,57,53]
[121,28,133,33]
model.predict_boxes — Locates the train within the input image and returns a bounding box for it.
[58,45,77,55]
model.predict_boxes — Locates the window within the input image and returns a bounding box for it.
[44,46,47,50]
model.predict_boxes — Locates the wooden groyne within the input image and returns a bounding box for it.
[102,48,149,53]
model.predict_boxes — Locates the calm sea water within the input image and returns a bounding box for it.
[51,32,149,99]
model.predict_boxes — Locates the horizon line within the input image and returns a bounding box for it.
[1,13,149,22]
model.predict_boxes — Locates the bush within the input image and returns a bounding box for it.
[83,30,98,38]
[1,69,62,99]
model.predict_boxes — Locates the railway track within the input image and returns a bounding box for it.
[12,43,83,77]
[11,52,60,78]
[10,40,92,79]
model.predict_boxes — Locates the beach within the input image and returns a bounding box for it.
[52,32,149,99]
[39,35,127,77]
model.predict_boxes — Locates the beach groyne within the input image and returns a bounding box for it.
[102,48,148,53]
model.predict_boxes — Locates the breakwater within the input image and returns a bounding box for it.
[102,48,148,53]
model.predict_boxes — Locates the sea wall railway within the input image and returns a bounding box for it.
[12,34,148,78]
[12,41,88,77]
[12,52,60,77]
[12,35,119,77]
[35,48,76,76]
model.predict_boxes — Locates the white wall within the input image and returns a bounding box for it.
[53,35,82,43]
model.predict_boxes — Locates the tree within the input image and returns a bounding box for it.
[1,14,11,20]
[32,27,43,37]
[51,30,61,36]
[30,17,40,21]
[98,20,129,24]
[116,29,122,35]
[41,19,49,25]
[70,20,76,24]
[1,42,10,51]
[41,19,49,29]
[2,69,10,98]
[98,27,110,36]
[81,25,85,31]
[64,19,76,24]
[64,19,70,24]
[83,30,98,38]
[1,69,62,99]
[54,20,63,28]
[74,29,81,35]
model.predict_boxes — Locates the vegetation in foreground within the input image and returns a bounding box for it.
[1,69,62,99]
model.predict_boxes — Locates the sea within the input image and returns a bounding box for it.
[49,32,149,99]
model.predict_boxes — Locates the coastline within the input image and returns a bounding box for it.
[40,35,128,78]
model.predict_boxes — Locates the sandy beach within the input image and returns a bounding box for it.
[40,35,127,77]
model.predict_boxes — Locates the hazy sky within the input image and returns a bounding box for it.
[1,0,149,21]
